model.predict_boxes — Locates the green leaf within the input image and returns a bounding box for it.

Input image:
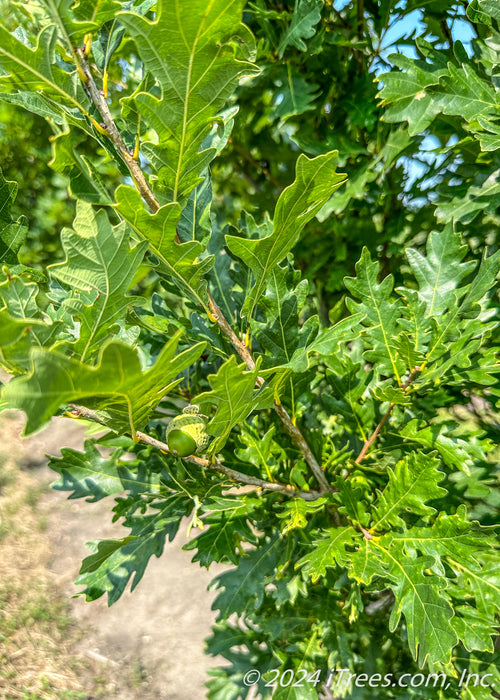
[0,309,44,348]
[251,264,314,369]
[49,439,161,502]
[71,0,124,36]
[467,0,500,25]
[323,355,376,442]
[49,202,147,360]
[0,273,40,319]
[344,247,405,382]
[254,266,362,377]
[449,553,500,618]
[414,248,500,380]
[371,382,411,405]
[406,224,477,317]
[177,171,213,245]
[379,41,500,136]
[436,62,499,122]
[2,331,205,435]
[0,24,88,115]
[210,538,281,619]
[197,356,273,453]
[118,0,259,203]
[0,167,28,265]
[391,507,498,576]
[383,550,457,667]
[226,151,346,318]
[206,224,242,325]
[351,539,458,667]
[398,419,487,475]
[334,478,371,526]
[452,606,495,653]
[235,424,281,481]
[272,65,319,119]
[30,0,124,42]
[276,497,327,535]
[92,1,159,74]
[183,496,259,567]
[114,185,213,307]
[378,49,446,135]
[277,0,323,58]
[273,680,319,700]
[296,526,358,581]
[304,314,365,360]
[371,453,447,531]
[49,130,113,205]
[0,273,71,373]
[435,171,500,225]
[472,115,500,151]
[76,494,192,604]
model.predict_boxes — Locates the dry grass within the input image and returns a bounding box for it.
[0,419,103,700]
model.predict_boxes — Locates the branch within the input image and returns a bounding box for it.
[355,367,420,464]
[68,405,324,501]
[75,51,331,493]
[207,296,331,491]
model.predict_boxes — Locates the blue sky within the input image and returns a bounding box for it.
[330,1,477,195]
[332,0,476,65]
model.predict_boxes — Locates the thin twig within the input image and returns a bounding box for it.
[273,402,331,491]
[78,51,160,213]
[355,367,420,464]
[208,296,257,370]
[68,405,324,501]
[75,52,331,493]
[136,431,324,500]
[355,0,365,73]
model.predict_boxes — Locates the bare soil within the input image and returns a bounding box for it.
[0,410,225,699]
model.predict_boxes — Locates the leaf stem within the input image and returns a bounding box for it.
[68,404,325,501]
[354,367,420,464]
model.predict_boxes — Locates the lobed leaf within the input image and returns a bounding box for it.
[0,24,88,115]
[344,247,405,382]
[296,526,358,582]
[49,202,148,360]
[76,494,192,604]
[210,538,281,619]
[118,0,259,204]
[277,0,323,58]
[226,151,346,318]
[114,185,213,307]
[406,224,476,317]
[2,331,205,435]
[197,356,274,453]
[49,439,161,502]
[0,167,28,266]
[371,453,447,531]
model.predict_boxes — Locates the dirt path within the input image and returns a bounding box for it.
[2,411,225,699]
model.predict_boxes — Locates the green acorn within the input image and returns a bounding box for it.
[166,405,210,457]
